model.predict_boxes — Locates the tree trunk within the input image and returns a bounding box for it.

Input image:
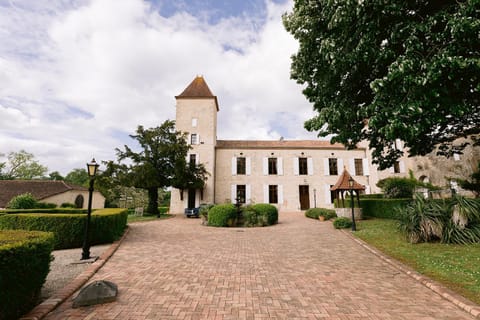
[147,187,159,217]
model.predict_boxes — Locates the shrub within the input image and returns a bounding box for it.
[242,206,268,227]
[0,209,128,249]
[6,193,37,209]
[60,202,76,208]
[378,177,417,198]
[305,208,336,220]
[333,217,352,229]
[199,204,214,220]
[158,206,169,214]
[35,202,57,209]
[207,204,238,227]
[3,208,87,214]
[0,230,54,320]
[337,198,412,219]
[252,204,278,225]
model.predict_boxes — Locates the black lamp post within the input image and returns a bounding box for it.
[348,176,357,232]
[81,158,99,260]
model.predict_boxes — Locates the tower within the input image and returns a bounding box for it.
[170,76,218,213]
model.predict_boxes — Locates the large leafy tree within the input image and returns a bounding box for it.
[64,168,89,187]
[283,1,480,169]
[0,150,48,179]
[110,120,208,216]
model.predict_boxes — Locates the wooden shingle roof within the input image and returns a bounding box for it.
[330,169,365,191]
[176,76,219,111]
[0,180,87,208]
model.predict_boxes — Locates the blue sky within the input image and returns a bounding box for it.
[0,0,317,174]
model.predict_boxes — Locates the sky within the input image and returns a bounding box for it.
[0,0,319,175]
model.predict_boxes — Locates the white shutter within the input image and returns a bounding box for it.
[195,153,199,164]
[324,158,330,175]
[278,185,284,204]
[278,157,283,175]
[366,186,371,194]
[349,158,355,175]
[389,166,395,173]
[324,184,332,204]
[293,157,299,175]
[231,157,237,175]
[197,134,200,145]
[363,158,370,176]
[231,185,236,203]
[307,158,314,175]
[263,157,268,175]
[263,184,269,202]
[399,161,406,173]
[337,159,344,174]
[246,184,251,204]
[246,157,251,175]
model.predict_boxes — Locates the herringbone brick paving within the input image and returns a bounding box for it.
[44,212,475,319]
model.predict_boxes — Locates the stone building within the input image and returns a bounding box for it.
[169,76,413,213]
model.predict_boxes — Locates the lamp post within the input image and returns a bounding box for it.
[235,191,242,226]
[313,188,317,208]
[348,176,357,232]
[81,158,99,260]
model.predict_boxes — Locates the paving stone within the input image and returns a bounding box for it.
[44,213,476,319]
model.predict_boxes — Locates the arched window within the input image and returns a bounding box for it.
[75,195,84,208]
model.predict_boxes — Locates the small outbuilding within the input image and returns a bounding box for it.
[330,168,366,207]
[0,180,105,209]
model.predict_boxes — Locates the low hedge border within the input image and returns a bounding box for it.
[335,198,412,219]
[0,208,87,214]
[0,230,54,320]
[0,208,128,249]
[305,208,336,220]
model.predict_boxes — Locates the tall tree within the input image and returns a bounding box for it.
[65,168,89,187]
[283,1,480,169]
[112,120,208,216]
[0,150,48,179]
[48,171,65,181]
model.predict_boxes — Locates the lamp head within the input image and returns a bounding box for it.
[348,176,354,188]
[87,158,99,177]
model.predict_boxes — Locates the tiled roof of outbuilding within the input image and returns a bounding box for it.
[330,169,365,191]
[0,180,87,208]
[216,140,347,149]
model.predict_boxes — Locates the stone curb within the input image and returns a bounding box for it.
[341,229,480,319]
[20,227,130,320]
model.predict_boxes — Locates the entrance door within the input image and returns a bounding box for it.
[299,185,310,210]
[188,189,196,209]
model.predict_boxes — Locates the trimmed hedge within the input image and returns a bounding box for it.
[336,198,412,219]
[1,208,87,214]
[208,204,237,227]
[333,217,352,229]
[0,209,128,249]
[0,230,54,320]
[251,204,278,225]
[305,208,337,220]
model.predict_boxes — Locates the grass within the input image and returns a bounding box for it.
[354,218,480,305]
[127,213,172,223]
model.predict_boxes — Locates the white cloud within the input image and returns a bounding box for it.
[0,0,318,174]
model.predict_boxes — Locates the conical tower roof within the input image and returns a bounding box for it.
[176,76,219,110]
[330,168,365,191]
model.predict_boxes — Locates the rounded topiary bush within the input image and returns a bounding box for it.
[207,204,237,227]
[242,206,268,227]
[305,208,337,220]
[252,204,278,225]
[333,217,353,229]
[7,193,37,209]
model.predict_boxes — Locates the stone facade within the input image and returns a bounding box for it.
[170,76,414,213]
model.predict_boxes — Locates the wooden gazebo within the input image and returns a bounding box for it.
[330,168,366,207]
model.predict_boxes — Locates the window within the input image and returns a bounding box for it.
[354,158,363,176]
[329,158,338,175]
[236,185,246,204]
[237,157,246,175]
[190,134,198,145]
[393,161,400,173]
[189,154,196,166]
[299,157,308,175]
[268,158,277,175]
[269,185,278,204]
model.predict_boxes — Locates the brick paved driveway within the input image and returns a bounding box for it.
[45,212,474,320]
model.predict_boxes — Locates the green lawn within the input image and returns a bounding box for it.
[127,213,172,223]
[354,219,480,305]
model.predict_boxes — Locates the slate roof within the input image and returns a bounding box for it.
[330,169,366,191]
[175,76,219,111]
[216,140,348,150]
[0,180,87,208]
